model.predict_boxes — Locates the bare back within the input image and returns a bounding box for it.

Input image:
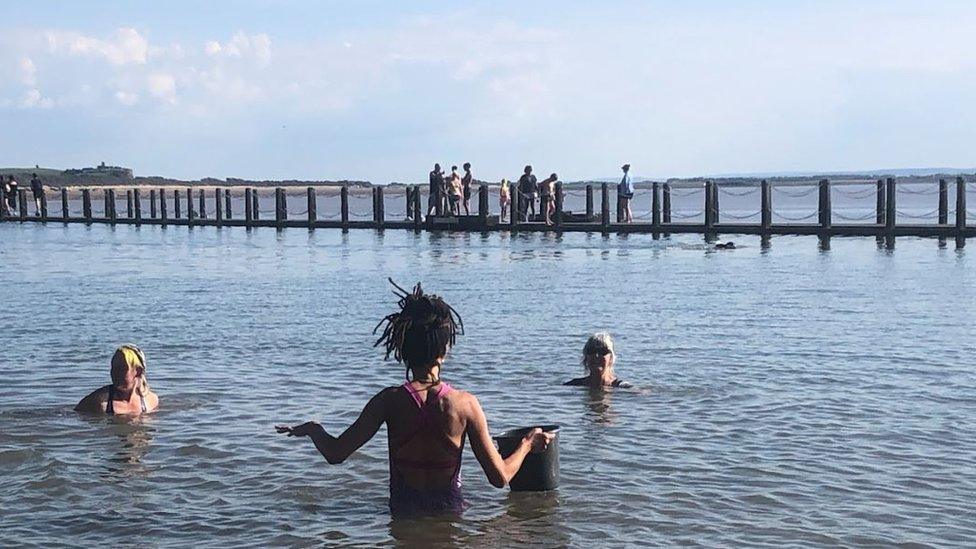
[385,381,470,490]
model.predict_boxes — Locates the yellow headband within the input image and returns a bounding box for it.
[117,345,146,370]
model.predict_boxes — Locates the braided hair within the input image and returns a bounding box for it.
[373,279,464,380]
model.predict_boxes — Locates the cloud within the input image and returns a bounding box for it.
[204,31,271,66]
[46,27,149,65]
[146,72,176,103]
[18,57,36,85]
[114,90,139,106]
[20,88,53,109]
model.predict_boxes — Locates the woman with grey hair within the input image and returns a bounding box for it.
[564,333,631,388]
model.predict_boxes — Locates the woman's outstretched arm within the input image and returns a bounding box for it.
[276,388,391,464]
[465,394,553,488]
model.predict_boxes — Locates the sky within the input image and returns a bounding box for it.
[2,0,975,183]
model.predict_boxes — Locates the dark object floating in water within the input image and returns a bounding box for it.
[493,425,560,491]
[715,241,736,249]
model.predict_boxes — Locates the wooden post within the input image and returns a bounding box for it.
[39,192,48,220]
[198,189,207,219]
[601,182,610,232]
[761,180,771,230]
[663,183,672,224]
[369,187,376,222]
[510,185,520,231]
[554,182,563,230]
[713,182,720,224]
[585,184,594,220]
[885,177,896,230]
[251,190,259,221]
[173,189,181,219]
[244,188,253,227]
[938,179,948,225]
[956,176,967,230]
[102,189,110,219]
[225,189,232,220]
[307,186,316,228]
[704,181,715,229]
[61,188,69,221]
[126,190,133,218]
[150,189,157,219]
[215,188,223,226]
[186,187,194,224]
[160,189,167,223]
[818,179,831,229]
[405,187,413,220]
[107,189,117,223]
[377,186,385,229]
[875,179,885,225]
[413,186,422,233]
[275,188,287,228]
[82,189,92,223]
[479,185,488,227]
[340,186,349,232]
[134,189,142,224]
[650,182,661,234]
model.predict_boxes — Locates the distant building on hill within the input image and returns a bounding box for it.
[63,162,134,180]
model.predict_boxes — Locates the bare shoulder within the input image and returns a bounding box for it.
[445,387,480,413]
[75,386,109,413]
[144,391,160,412]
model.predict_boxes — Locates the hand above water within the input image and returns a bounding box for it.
[275,421,324,437]
[523,427,555,453]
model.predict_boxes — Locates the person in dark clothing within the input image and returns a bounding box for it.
[517,165,537,221]
[461,163,473,215]
[427,164,444,218]
[30,173,43,216]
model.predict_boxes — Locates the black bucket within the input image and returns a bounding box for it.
[493,425,560,491]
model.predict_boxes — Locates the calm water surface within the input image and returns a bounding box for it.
[1,223,974,548]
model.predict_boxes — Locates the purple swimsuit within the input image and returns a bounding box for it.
[389,382,466,515]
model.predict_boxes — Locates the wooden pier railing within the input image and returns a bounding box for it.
[2,179,973,247]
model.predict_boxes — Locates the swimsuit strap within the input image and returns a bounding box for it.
[393,382,460,466]
[106,385,148,414]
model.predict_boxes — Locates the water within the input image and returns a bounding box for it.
[1,223,975,547]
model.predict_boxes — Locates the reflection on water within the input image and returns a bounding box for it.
[582,386,618,426]
[388,490,566,549]
[101,416,156,479]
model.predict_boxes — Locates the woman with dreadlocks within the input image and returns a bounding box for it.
[276,281,553,515]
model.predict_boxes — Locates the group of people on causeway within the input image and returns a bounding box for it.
[424,163,637,225]
[74,281,631,516]
[1,173,44,217]
[426,163,476,218]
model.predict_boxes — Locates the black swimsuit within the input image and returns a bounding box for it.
[106,385,148,415]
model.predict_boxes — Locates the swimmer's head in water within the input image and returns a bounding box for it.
[373,279,464,379]
[110,344,150,394]
[582,332,616,377]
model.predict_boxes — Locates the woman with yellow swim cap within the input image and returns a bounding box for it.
[75,345,159,415]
